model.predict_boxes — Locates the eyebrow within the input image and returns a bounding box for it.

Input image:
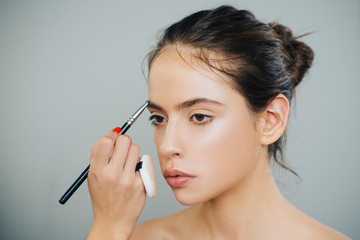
[147,97,224,112]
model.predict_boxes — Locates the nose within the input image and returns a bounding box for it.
[158,118,184,159]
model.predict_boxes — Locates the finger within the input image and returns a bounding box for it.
[90,129,120,168]
[108,134,132,171]
[123,144,140,175]
[135,170,145,192]
[90,144,95,160]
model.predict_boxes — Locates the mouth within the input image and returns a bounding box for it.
[163,169,195,188]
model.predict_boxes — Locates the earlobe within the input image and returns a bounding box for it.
[260,94,290,146]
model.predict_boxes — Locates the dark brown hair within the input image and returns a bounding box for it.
[146,5,314,177]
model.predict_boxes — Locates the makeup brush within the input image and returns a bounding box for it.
[59,101,149,205]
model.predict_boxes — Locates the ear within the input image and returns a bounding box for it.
[259,94,290,146]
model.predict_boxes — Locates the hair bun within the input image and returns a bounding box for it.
[269,22,314,87]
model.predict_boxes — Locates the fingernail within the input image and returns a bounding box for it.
[112,127,121,133]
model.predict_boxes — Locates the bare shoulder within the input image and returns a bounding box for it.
[131,208,192,240]
[290,209,351,240]
[305,218,351,240]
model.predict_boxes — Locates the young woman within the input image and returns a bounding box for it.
[87,5,349,240]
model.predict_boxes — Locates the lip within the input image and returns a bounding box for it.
[163,168,195,188]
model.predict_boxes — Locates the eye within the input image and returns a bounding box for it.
[149,115,167,127]
[190,114,213,125]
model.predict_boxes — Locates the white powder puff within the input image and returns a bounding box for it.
[139,155,157,198]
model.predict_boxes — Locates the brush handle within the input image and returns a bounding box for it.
[59,122,132,205]
[59,165,89,204]
[58,101,149,205]
[59,160,143,205]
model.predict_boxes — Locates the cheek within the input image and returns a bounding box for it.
[153,129,164,164]
[191,114,259,190]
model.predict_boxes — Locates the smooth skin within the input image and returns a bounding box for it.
[87,45,350,239]
[87,133,146,240]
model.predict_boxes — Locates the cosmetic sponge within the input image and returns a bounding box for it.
[139,155,157,198]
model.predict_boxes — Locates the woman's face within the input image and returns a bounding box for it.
[147,45,264,205]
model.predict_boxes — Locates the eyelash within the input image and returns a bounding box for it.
[149,115,166,127]
[190,114,213,125]
[149,114,213,127]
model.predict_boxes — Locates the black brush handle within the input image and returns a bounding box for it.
[59,122,132,205]
[59,165,89,204]
[58,101,148,205]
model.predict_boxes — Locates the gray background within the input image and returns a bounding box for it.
[0,0,359,239]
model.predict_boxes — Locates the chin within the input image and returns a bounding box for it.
[172,188,209,206]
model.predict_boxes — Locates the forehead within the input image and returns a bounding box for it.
[148,45,240,104]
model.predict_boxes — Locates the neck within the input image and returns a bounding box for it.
[195,151,292,239]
